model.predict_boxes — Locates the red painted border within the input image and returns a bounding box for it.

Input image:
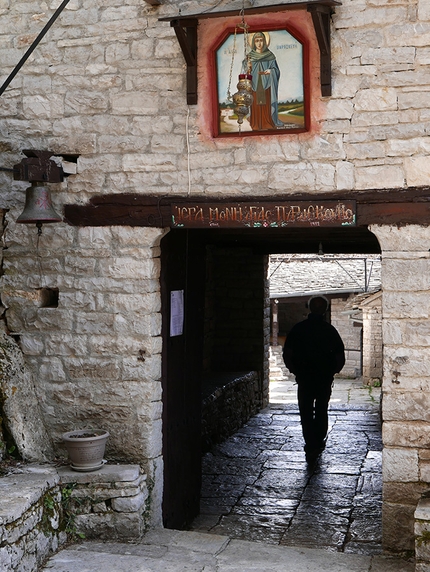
[209,21,311,139]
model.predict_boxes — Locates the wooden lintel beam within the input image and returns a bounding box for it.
[64,191,430,228]
[308,4,332,96]
[357,202,430,226]
[64,202,171,228]
[171,19,198,105]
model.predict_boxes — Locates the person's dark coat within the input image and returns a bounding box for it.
[283,313,345,379]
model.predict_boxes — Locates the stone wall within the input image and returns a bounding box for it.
[331,297,362,378]
[0,0,430,547]
[361,292,383,385]
[1,226,165,526]
[371,225,430,552]
[202,371,261,452]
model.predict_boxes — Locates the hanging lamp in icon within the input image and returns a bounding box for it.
[226,3,253,131]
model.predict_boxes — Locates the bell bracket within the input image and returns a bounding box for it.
[13,150,64,183]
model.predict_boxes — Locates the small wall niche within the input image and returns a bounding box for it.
[36,288,59,308]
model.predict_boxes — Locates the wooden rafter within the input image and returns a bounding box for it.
[307,4,332,96]
[171,19,198,105]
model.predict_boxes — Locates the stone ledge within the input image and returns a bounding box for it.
[57,463,141,484]
[0,465,59,526]
[0,462,148,572]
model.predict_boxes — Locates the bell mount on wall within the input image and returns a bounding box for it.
[13,150,76,235]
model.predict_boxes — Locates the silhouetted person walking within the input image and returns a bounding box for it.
[283,296,345,463]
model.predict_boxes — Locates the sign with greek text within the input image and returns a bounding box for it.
[171,201,356,228]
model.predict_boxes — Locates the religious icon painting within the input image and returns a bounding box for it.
[215,27,308,136]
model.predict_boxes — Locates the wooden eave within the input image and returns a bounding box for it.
[159,0,342,102]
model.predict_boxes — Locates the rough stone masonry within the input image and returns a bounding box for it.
[1,0,430,551]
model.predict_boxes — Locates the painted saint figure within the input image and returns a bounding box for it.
[245,32,284,130]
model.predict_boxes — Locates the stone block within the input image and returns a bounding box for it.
[383,481,429,505]
[19,334,44,356]
[336,161,355,190]
[65,357,121,380]
[355,164,404,190]
[405,156,430,186]
[126,71,183,92]
[419,461,430,483]
[382,258,430,290]
[112,92,159,115]
[386,137,430,157]
[123,355,161,380]
[43,334,87,357]
[39,358,68,383]
[64,91,109,115]
[268,163,315,191]
[361,46,415,66]
[382,502,415,552]
[74,511,143,540]
[92,501,108,513]
[419,0,430,21]
[383,447,419,482]
[354,88,398,112]
[383,291,430,319]
[387,21,430,47]
[90,334,150,356]
[384,346,430,379]
[384,421,430,449]
[58,464,141,485]
[417,47,430,65]
[301,135,345,161]
[383,319,430,348]
[105,43,130,64]
[74,312,115,334]
[383,391,430,422]
[111,491,147,513]
[248,140,289,163]
[345,141,386,160]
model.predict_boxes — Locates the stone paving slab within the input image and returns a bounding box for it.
[41,529,414,572]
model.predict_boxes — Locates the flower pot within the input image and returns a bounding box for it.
[62,429,109,472]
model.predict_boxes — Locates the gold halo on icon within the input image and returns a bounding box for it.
[249,31,271,48]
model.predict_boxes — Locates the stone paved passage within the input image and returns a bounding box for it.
[190,378,383,555]
[42,379,415,572]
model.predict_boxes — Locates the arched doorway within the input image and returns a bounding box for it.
[161,225,381,529]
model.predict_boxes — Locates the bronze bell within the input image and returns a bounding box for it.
[17,184,62,227]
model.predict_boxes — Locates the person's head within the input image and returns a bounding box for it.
[252,32,267,53]
[309,296,329,315]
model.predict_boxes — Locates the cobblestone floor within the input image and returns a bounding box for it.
[190,378,382,555]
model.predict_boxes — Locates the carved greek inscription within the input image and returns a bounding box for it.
[171,202,355,228]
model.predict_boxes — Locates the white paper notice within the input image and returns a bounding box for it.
[170,290,184,337]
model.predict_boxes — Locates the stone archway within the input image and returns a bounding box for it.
[370,224,430,552]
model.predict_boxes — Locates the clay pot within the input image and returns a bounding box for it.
[62,429,109,472]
